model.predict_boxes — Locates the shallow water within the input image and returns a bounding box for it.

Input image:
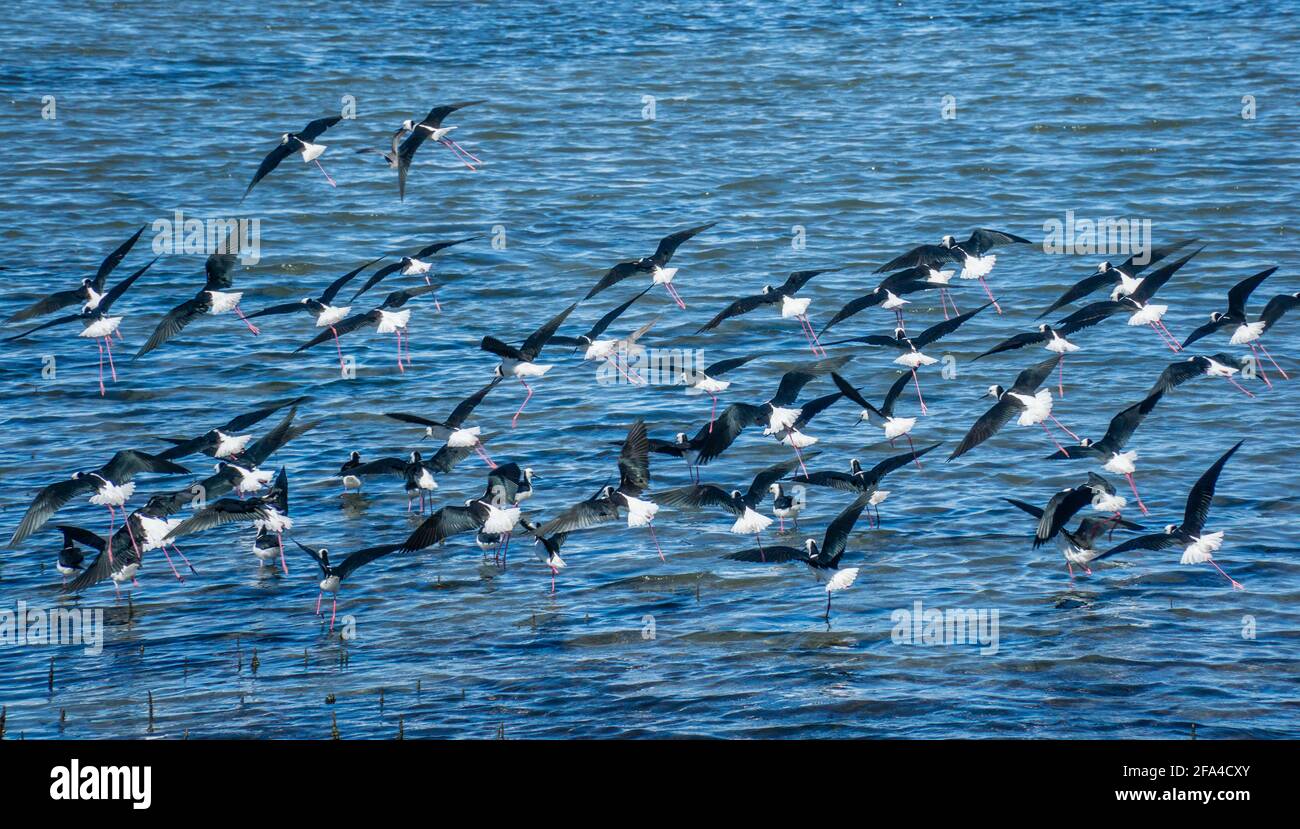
[0,1,1297,739]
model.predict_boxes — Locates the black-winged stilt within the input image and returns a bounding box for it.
[241,115,343,202]
[584,222,717,308]
[291,539,404,632]
[948,355,1068,461]
[295,285,438,374]
[479,300,580,427]
[5,225,146,324]
[1043,391,1166,514]
[385,378,502,468]
[789,443,941,526]
[1036,238,1198,320]
[876,228,1033,314]
[696,269,837,355]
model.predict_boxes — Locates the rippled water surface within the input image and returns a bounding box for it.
[0,1,1297,738]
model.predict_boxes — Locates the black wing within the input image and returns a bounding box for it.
[581,285,653,341]
[777,268,835,295]
[1181,440,1243,535]
[379,284,438,310]
[1055,300,1127,332]
[878,371,913,418]
[617,418,650,495]
[1097,391,1163,453]
[830,372,884,418]
[695,291,777,333]
[818,291,885,335]
[650,222,717,267]
[789,391,842,430]
[134,294,210,358]
[725,545,805,563]
[1146,357,1210,397]
[3,312,86,342]
[864,442,941,484]
[99,450,190,481]
[1098,532,1179,559]
[244,300,310,321]
[322,255,387,305]
[347,457,408,477]
[348,261,405,302]
[535,497,620,537]
[654,483,739,515]
[743,456,808,505]
[520,301,580,361]
[243,407,314,467]
[92,225,148,292]
[701,354,760,378]
[412,236,479,261]
[5,288,89,324]
[400,504,484,551]
[584,261,642,300]
[788,470,863,493]
[770,356,849,406]
[446,378,502,428]
[1180,317,1234,349]
[824,333,905,348]
[241,141,294,202]
[294,311,375,351]
[964,228,1032,256]
[875,243,956,274]
[692,402,765,466]
[1129,247,1202,304]
[1036,270,1120,320]
[416,101,483,130]
[480,334,525,361]
[1033,485,1093,549]
[911,302,991,349]
[428,440,482,474]
[335,543,404,580]
[1260,293,1300,334]
[1010,354,1063,393]
[947,397,1019,461]
[9,476,97,546]
[298,115,343,142]
[1004,497,1044,520]
[1226,266,1277,318]
[100,256,156,312]
[973,329,1049,361]
[165,497,272,539]
[821,494,873,562]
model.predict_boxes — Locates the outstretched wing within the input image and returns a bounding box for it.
[821,494,873,561]
[617,419,650,495]
[1033,486,1093,549]
[695,292,776,333]
[819,291,885,335]
[878,371,913,418]
[348,261,404,302]
[583,285,653,341]
[322,256,386,305]
[242,141,294,202]
[446,378,501,428]
[1180,317,1234,349]
[790,391,842,430]
[1181,440,1243,535]
[964,228,1032,256]
[520,301,580,360]
[788,470,863,493]
[973,329,1047,361]
[911,302,991,349]
[725,545,805,563]
[948,397,1019,461]
[691,403,765,466]
[830,372,883,418]
[5,288,88,324]
[1226,266,1277,318]
[294,311,374,352]
[654,483,739,515]
[400,505,483,552]
[875,243,956,274]
[1097,532,1178,559]
[744,456,808,505]
[9,476,96,546]
[535,497,620,537]
[650,222,717,267]
[1011,354,1063,393]
[865,442,941,484]
[134,294,210,358]
[701,354,760,378]
[1037,270,1119,320]
[1260,293,1300,334]
[335,543,403,580]
[1129,247,1202,304]
[479,335,525,362]
[92,225,148,292]
[1147,356,1211,396]
[165,497,270,539]
[1098,391,1163,452]
[584,261,641,300]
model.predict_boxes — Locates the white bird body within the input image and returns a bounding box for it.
[1230,321,1266,345]
[824,566,860,593]
[416,124,456,142]
[731,507,772,535]
[1181,531,1224,565]
[138,515,182,552]
[376,308,410,334]
[622,496,659,528]
[502,358,553,379]
[1045,331,1079,354]
[869,489,890,507]
[1103,450,1138,476]
[206,290,244,314]
[584,339,617,360]
[88,478,134,508]
[691,375,730,394]
[226,464,273,495]
[882,416,916,440]
[81,315,122,339]
[772,428,818,449]
[319,574,342,593]
[255,508,293,534]
[213,430,252,459]
[111,563,140,586]
[924,268,955,285]
[1011,389,1053,426]
[767,406,800,433]
[894,350,937,369]
[83,285,105,312]
[482,503,521,534]
[959,253,996,280]
[316,305,350,327]
[1109,273,1143,300]
[1204,356,1240,378]
[651,266,678,285]
[298,140,327,162]
[1091,490,1128,514]
[780,295,812,318]
[1128,303,1168,326]
[446,426,482,448]
[401,258,433,276]
[880,291,909,311]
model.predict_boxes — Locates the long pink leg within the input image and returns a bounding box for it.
[1058,357,1065,398]
[395,331,405,373]
[171,543,197,574]
[708,393,718,433]
[124,518,141,555]
[1155,319,1181,351]
[550,567,557,594]
[160,546,184,582]
[646,524,666,563]
[314,159,337,187]
[474,443,498,469]
[665,282,687,310]
[1050,414,1080,441]
[1042,422,1069,457]
[439,139,478,170]
[1248,344,1273,389]
[1149,322,1180,352]
[96,340,106,396]
[905,433,921,469]
[604,355,637,383]
[1256,341,1288,380]
[315,591,323,615]
[795,315,818,354]
[1125,472,1149,516]
[938,289,951,320]
[1207,559,1245,590]
[104,336,118,381]
[448,139,482,165]
[278,533,288,575]
[802,315,828,356]
[234,305,260,335]
[791,440,810,477]
[1067,562,1075,579]
[778,515,785,532]
[331,327,346,374]
[330,598,337,632]
[978,277,1002,314]
[756,534,766,563]
[512,379,534,428]
[910,368,928,415]
[1226,375,1255,397]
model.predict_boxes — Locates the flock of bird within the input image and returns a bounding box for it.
[6,101,1297,627]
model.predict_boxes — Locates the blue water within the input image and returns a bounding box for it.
[0,1,1297,739]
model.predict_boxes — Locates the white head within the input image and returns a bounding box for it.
[1097,261,1113,273]
[278,133,291,145]
[674,432,688,444]
[986,384,1005,398]
[1210,311,1224,322]
[1079,437,1093,447]
[1037,323,1049,333]
[768,482,782,497]
[523,467,535,482]
[401,119,415,130]
[804,538,817,554]
[1163,524,1177,534]
[492,364,504,379]
[940,235,956,248]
